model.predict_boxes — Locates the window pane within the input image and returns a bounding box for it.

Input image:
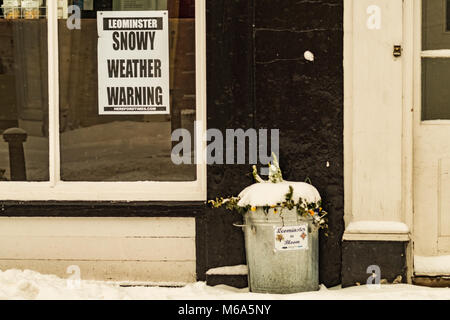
[422,58,450,120]
[0,1,49,181]
[422,0,450,50]
[447,0,450,31]
[58,0,196,181]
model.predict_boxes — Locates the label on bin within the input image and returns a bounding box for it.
[274,224,308,251]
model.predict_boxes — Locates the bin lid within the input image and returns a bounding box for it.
[237,181,321,207]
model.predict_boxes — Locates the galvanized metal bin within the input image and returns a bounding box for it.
[241,207,319,294]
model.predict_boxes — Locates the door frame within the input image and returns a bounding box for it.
[343,0,415,281]
[343,0,415,232]
[405,0,415,278]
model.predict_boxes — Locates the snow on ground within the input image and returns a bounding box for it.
[415,255,450,276]
[346,221,409,234]
[0,269,449,300]
[206,265,248,276]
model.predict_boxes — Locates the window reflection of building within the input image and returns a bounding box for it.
[113,0,168,10]
[58,0,197,181]
[422,0,450,120]
[0,19,49,181]
[0,0,197,182]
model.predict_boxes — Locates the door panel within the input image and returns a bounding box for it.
[439,158,450,237]
[414,124,450,255]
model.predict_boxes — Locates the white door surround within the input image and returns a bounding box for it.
[344,0,415,280]
[344,0,413,230]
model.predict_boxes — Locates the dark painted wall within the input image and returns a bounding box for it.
[0,0,344,287]
[206,0,344,287]
[205,0,254,279]
[342,241,408,288]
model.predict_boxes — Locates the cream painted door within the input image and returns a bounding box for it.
[414,0,450,259]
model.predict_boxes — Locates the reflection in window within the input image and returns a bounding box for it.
[58,0,196,181]
[423,0,450,50]
[113,0,167,10]
[0,5,49,181]
[422,1,450,120]
[447,0,450,31]
[422,58,450,120]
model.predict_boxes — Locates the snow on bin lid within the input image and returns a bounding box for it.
[237,181,321,207]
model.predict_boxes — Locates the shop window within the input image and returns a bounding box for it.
[0,0,206,200]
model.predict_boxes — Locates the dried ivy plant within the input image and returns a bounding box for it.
[208,154,329,234]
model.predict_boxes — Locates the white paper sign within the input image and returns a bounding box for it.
[97,11,170,115]
[274,225,308,251]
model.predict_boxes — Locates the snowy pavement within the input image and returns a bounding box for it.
[0,269,449,300]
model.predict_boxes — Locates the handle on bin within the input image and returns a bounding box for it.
[233,222,256,234]
[232,222,248,228]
